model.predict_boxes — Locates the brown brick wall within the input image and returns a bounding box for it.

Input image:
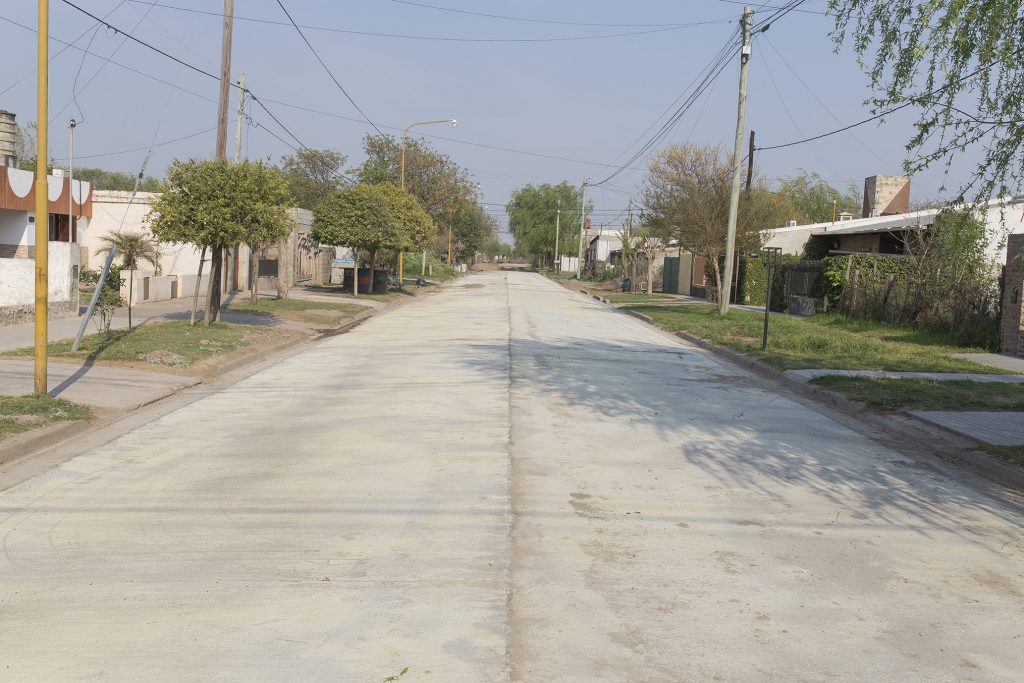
[1000,234,1024,355]
[0,243,31,258]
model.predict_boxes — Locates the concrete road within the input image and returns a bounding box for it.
[1,272,1022,681]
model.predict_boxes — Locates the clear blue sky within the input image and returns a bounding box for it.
[1,1,972,237]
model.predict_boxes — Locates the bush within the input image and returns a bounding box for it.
[738,255,801,310]
[821,210,1000,349]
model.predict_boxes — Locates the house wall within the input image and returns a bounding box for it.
[838,233,881,253]
[0,208,29,254]
[0,241,79,325]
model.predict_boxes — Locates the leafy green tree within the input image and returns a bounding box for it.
[312,183,434,296]
[95,229,162,329]
[72,167,163,192]
[280,148,348,209]
[830,0,1024,200]
[506,182,588,265]
[149,159,292,325]
[776,171,861,223]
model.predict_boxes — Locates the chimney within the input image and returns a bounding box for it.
[862,175,910,218]
[0,110,17,167]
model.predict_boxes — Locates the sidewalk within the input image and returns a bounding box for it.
[787,368,1024,383]
[0,359,199,409]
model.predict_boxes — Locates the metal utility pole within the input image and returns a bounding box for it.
[233,72,246,163]
[68,118,76,234]
[34,0,49,395]
[554,198,561,272]
[576,179,587,278]
[205,0,233,324]
[719,4,752,315]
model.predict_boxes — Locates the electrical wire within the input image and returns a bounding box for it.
[390,0,724,28]
[761,34,899,173]
[0,0,130,97]
[272,0,383,136]
[51,125,215,161]
[126,1,728,43]
[589,26,741,187]
[57,0,162,125]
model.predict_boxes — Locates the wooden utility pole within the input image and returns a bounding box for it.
[745,130,755,194]
[205,0,233,326]
[719,4,752,315]
[33,0,49,395]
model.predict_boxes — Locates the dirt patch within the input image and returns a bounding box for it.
[142,350,190,367]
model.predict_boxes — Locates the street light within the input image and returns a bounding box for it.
[400,118,457,287]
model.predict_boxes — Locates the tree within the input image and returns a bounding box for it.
[506,182,587,265]
[449,201,498,262]
[358,134,470,224]
[94,229,162,330]
[830,0,1024,200]
[280,148,347,209]
[642,144,789,305]
[72,167,163,192]
[635,227,664,295]
[311,183,434,297]
[776,171,861,223]
[149,159,292,325]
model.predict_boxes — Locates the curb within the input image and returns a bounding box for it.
[613,307,1024,490]
[0,420,92,468]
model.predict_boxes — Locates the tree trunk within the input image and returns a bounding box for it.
[202,246,219,327]
[250,245,259,304]
[191,246,207,326]
[276,235,289,300]
[709,255,723,305]
[127,273,133,330]
[647,252,654,295]
[368,248,377,295]
[211,247,223,322]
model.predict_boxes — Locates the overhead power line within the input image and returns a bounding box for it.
[272,0,383,136]
[126,1,727,42]
[56,0,354,183]
[390,0,722,28]
[52,126,215,161]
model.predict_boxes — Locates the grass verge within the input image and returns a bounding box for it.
[2,321,262,368]
[300,285,409,302]
[627,304,999,373]
[226,298,367,326]
[978,446,1024,467]
[810,377,1024,412]
[0,395,92,441]
[605,293,676,304]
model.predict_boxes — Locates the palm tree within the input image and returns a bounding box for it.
[95,229,162,330]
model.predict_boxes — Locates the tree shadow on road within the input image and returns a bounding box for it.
[453,333,1024,543]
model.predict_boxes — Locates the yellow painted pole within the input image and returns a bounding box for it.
[34,0,49,396]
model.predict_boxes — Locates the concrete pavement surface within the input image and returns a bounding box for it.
[0,359,199,408]
[0,271,1022,681]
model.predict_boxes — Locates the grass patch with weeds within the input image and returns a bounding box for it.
[300,285,410,302]
[604,293,676,304]
[226,298,367,326]
[978,446,1024,467]
[0,395,92,440]
[2,321,260,367]
[627,303,1000,373]
[810,377,1024,412]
